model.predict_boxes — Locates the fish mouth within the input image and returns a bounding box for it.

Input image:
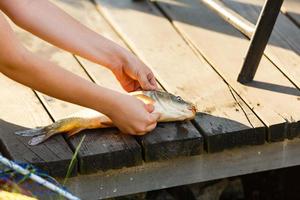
[188,104,197,115]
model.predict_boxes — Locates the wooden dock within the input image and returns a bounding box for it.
[0,0,299,198]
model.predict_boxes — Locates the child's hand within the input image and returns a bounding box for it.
[111,50,158,92]
[107,93,160,135]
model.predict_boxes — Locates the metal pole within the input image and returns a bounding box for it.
[237,0,284,83]
[202,0,254,37]
[0,155,80,200]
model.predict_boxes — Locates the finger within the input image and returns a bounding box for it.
[133,81,142,91]
[125,129,146,136]
[149,112,161,123]
[138,74,150,90]
[118,76,136,92]
[120,128,141,136]
[147,73,158,89]
[135,131,147,136]
[137,71,155,90]
[144,103,155,113]
[144,122,157,133]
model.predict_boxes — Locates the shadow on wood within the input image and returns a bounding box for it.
[221,0,300,54]
[246,80,299,97]
[100,0,299,54]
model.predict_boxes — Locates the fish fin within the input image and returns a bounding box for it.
[15,127,46,137]
[28,134,48,146]
[100,117,114,128]
[28,127,63,145]
[28,127,82,145]
[65,128,85,138]
[65,117,113,138]
[101,122,113,128]
[15,123,62,137]
[17,121,70,145]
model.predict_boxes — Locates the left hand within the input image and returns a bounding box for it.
[111,51,158,92]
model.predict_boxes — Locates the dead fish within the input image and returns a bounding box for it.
[15,90,196,145]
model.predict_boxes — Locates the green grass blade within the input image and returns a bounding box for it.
[63,134,86,186]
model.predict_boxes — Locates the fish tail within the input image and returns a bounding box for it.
[15,127,50,137]
[28,134,48,146]
[16,124,66,145]
[15,118,83,145]
[16,116,113,145]
[28,125,76,146]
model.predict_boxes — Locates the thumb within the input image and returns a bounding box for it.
[144,103,155,113]
[138,72,154,90]
[149,112,161,122]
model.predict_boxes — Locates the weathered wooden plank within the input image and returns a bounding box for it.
[140,121,203,161]
[65,138,300,199]
[155,0,300,141]
[52,0,204,158]
[195,86,266,152]
[0,75,74,177]
[10,16,142,173]
[282,0,300,26]
[222,0,300,89]
[95,0,265,153]
[70,129,142,174]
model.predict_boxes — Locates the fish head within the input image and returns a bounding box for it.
[144,90,196,122]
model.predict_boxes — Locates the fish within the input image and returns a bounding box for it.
[15,90,196,146]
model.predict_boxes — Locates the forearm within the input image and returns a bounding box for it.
[0,14,115,115]
[0,0,125,70]
[1,50,119,115]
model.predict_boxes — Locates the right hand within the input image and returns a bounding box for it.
[111,49,158,92]
[107,93,161,135]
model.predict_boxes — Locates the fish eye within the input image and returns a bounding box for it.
[176,96,183,102]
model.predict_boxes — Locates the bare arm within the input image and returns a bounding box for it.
[0,0,157,91]
[0,13,159,135]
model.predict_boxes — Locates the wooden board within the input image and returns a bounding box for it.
[52,0,204,158]
[95,0,265,153]
[66,137,300,199]
[140,121,203,161]
[282,0,300,26]
[69,129,142,174]
[0,75,74,177]
[222,0,300,89]
[154,0,300,141]
[10,15,142,173]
